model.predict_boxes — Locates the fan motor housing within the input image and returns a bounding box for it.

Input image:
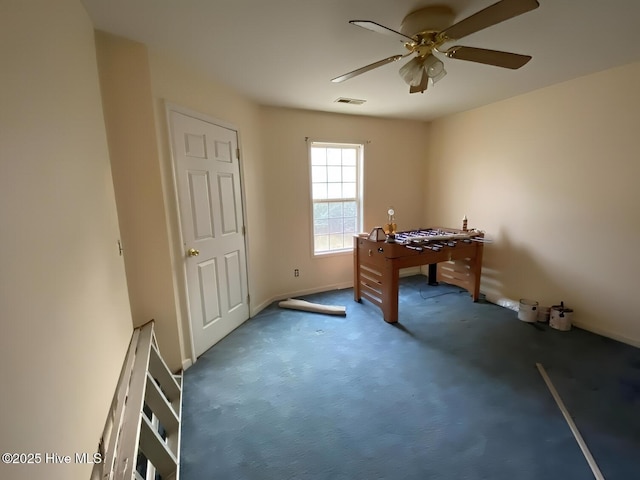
[400,5,455,38]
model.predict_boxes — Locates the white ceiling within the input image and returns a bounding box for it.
[82,0,640,121]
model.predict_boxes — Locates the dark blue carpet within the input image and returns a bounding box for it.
[180,276,640,480]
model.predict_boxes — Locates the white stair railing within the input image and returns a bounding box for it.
[92,321,182,480]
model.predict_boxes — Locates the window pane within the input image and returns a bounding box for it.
[328,202,343,218]
[312,183,327,200]
[327,148,342,165]
[342,182,356,198]
[314,202,328,220]
[312,165,327,182]
[315,235,329,252]
[311,147,326,165]
[329,234,344,249]
[342,166,356,182]
[344,217,357,233]
[327,166,341,182]
[328,217,343,234]
[343,201,357,217]
[342,149,356,166]
[327,183,342,199]
[314,219,328,235]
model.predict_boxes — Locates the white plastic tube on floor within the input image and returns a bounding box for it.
[278,298,347,316]
[536,363,605,480]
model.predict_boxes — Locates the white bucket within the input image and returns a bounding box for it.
[550,304,573,331]
[518,299,538,323]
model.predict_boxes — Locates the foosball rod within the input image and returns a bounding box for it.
[469,237,493,243]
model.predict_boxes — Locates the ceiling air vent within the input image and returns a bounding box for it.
[334,97,366,105]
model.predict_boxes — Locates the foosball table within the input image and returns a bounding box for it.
[353,227,485,323]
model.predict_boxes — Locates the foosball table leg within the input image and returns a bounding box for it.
[381,260,399,323]
[471,242,485,301]
[428,263,438,286]
[353,236,361,302]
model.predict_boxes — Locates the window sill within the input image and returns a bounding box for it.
[313,248,353,258]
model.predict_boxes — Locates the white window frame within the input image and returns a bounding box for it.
[308,140,364,257]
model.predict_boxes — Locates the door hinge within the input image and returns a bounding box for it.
[246,294,250,304]
[236,148,240,160]
[242,225,246,235]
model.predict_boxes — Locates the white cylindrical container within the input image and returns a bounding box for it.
[550,304,573,331]
[518,299,538,323]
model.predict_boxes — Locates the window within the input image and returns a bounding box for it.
[309,141,363,255]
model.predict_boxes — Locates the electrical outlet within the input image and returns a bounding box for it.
[294,269,299,277]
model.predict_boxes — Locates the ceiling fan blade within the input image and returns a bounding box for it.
[445,46,531,69]
[331,54,405,83]
[440,0,539,41]
[350,20,416,43]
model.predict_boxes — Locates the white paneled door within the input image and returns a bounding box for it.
[169,109,249,358]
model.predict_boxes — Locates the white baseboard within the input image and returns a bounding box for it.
[250,298,273,318]
[250,271,428,318]
[399,267,423,277]
[181,358,193,372]
[571,321,640,349]
[251,281,354,318]
[483,292,640,349]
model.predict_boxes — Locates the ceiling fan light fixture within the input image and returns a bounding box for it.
[423,55,447,84]
[400,55,447,89]
[430,67,447,84]
[399,57,424,86]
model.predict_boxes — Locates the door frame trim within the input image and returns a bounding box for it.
[164,101,250,366]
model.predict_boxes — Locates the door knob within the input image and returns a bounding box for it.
[187,248,200,257]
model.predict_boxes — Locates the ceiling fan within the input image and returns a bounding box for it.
[331,0,540,94]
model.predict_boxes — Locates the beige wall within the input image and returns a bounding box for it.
[0,2,133,479]
[94,32,182,371]
[258,107,430,305]
[425,62,640,346]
